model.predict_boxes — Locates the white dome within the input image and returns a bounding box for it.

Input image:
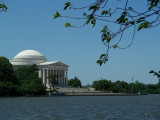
[11,50,47,66]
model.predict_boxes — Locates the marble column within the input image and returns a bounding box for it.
[39,69,42,78]
[60,70,63,85]
[43,69,45,85]
[63,70,65,85]
[46,69,49,86]
[66,70,68,85]
[55,70,58,85]
[58,70,60,85]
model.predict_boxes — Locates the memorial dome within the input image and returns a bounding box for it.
[11,50,47,66]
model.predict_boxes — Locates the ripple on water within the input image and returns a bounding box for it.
[0,95,160,120]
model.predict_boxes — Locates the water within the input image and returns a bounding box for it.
[0,94,160,120]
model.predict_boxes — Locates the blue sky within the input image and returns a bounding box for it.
[0,0,160,85]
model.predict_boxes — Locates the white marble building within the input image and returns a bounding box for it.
[11,50,69,87]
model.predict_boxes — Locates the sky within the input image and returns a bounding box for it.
[0,0,160,85]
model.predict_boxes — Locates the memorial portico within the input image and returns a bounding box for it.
[38,61,69,87]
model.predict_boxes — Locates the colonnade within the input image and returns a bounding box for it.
[38,68,68,87]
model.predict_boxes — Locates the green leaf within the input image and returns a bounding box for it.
[128,7,133,10]
[148,4,154,10]
[116,14,126,24]
[64,2,71,10]
[96,54,108,66]
[149,70,154,74]
[122,12,127,15]
[91,19,96,27]
[112,44,118,48]
[89,4,99,11]
[100,54,106,59]
[65,23,71,27]
[53,11,61,19]
[86,15,93,24]
[101,26,107,33]
[0,4,7,12]
[96,60,103,66]
[83,12,86,16]
[86,17,91,24]
[138,21,150,31]
[130,21,135,25]
[101,10,108,15]
[139,17,145,20]
[106,32,111,43]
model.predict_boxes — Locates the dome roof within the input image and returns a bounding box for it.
[11,50,47,66]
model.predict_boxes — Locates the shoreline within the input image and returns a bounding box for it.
[0,93,149,97]
[50,92,143,96]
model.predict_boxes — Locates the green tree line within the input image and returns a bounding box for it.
[0,57,46,96]
[92,79,160,94]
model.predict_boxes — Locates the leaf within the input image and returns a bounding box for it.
[91,19,96,27]
[65,23,71,27]
[128,7,133,10]
[86,17,91,24]
[100,54,106,59]
[64,2,71,10]
[149,70,154,74]
[96,54,108,66]
[101,26,107,33]
[86,15,93,24]
[53,11,61,19]
[89,4,99,11]
[112,44,118,48]
[0,4,7,12]
[130,21,135,25]
[106,32,111,43]
[138,21,150,31]
[96,60,103,66]
[83,12,86,16]
[148,4,154,10]
[139,17,145,20]
[116,14,126,24]
[122,12,127,15]
[101,10,108,15]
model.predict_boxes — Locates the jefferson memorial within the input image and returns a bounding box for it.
[11,50,69,87]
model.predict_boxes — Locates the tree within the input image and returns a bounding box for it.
[0,57,17,84]
[0,57,20,96]
[54,0,160,65]
[14,65,46,96]
[68,76,82,87]
[48,74,60,88]
[112,80,128,93]
[0,2,7,12]
[149,70,160,82]
[92,79,113,91]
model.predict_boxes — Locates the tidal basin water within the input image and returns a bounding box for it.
[0,94,160,120]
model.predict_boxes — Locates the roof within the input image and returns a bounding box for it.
[11,50,47,66]
[38,61,69,67]
[15,50,44,57]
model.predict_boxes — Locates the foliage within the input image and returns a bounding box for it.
[93,79,113,91]
[0,57,46,96]
[48,74,60,87]
[0,57,18,84]
[0,57,20,96]
[112,80,129,93]
[68,76,82,87]
[92,79,160,94]
[0,3,7,12]
[14,65,46,96]
[149,70,160,82]
[53,0,160,65]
